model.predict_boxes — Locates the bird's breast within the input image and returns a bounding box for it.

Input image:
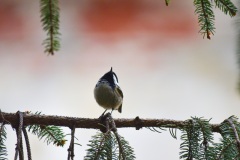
[94,83,122,110]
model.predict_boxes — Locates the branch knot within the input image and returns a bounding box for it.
[134,116,143,130]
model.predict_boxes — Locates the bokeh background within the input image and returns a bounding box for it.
[1,0,240,159]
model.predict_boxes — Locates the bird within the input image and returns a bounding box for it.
[94,67,123,115]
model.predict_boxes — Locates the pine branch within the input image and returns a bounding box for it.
[165,0,170,6]
[179,120,195,159]
[85,131,135,160]
[194,0,215,39]
[27,124,66,147]
[216,116,240,159]
[215,138,236,160]
[3,111,240,159]
[180,117,216,159]
[15,111,24,160]
[40,0,60,55]
[113,132,125,160]
[22,127,32,160]
[0,111,8,160]
[226,119,240,152]
[197,117,215,159]
[37,0,238,53]
[84,131,117,160]
[67,125,75,160]
[0,124,7,160]
[0,111,221,133]
[113,132,135,160]
[214,0,237,17]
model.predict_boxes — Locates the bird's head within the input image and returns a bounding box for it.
[100,67,119,90]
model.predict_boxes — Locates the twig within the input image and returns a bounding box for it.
[234,153,240,160]
[200,0,211,39]
[39,125,63,145]
[216,140,235,160]
[23,126,32,160]
[0,110,10,135]
[113,131,126,160]
[217,0,236,16]
[14,111,24,160]
[94,130,111,160]
[67,125,75,160]
[106,115,125,159]
[0,122,5,138]
[226,119,240,151]
[48,0,54,55]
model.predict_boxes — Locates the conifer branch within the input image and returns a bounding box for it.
[0,111,8,160]
[84,131,116,160]
[113,132,126,160]
[216,116,240,159]
[0,123,7,160]
[27,124,66,147]
[226,119,240,151]
[15,111,24,160]
[0,111,221,133]
[165,0,170,6]
[2,111,240,159]
[40,0,60,55]
[67,125,75,160]
[37,0,238,53]
[215,139,235,160]
[22,127,32,160]
[214,0,237,17]
[194,0,215,39]
[96,131,112,160]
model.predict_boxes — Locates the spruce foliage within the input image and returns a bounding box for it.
[193,0,237,39]
[179,117,215,159]
[214,0,237,17]
[194,0,215,39]
[215,116,240,159]
[2,112,240,159]
[37,0,238,53]
[27,124,66,147]
[0,124,7,160]
[26,111,66,147]
[165,0,171,6]
[178,116,240,160]
[84,132,135,160]
[40,0,60,55]
[113,132,135,160]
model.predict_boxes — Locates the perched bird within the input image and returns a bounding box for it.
[94,67,123,115]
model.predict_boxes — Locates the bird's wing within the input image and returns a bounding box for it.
[115,86,123,113]
[116,86,123,98]
[118,104,122,113]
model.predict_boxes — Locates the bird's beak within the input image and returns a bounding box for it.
[110,67,113,72]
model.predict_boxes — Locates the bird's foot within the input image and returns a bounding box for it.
[99,112,116,133]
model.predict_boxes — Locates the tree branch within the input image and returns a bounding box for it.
[0,112,220,133]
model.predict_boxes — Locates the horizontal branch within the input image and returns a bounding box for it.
[0,112,220,133]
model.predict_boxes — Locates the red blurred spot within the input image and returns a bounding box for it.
[79,0,197,40]
[0,3,25,41]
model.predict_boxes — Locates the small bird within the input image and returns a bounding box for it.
[94,67,123,115]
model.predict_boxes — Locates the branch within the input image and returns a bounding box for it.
[40,0,60,55]
[22,127,32,160]
[194,0,215,39]
[214,0,237,17]
[226,119,240,151]
[0,112,220,132]
[67,125,75,160]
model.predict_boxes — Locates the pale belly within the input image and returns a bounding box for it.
[94,84,122,110]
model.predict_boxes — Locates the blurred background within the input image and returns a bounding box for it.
[0,0,240,159]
